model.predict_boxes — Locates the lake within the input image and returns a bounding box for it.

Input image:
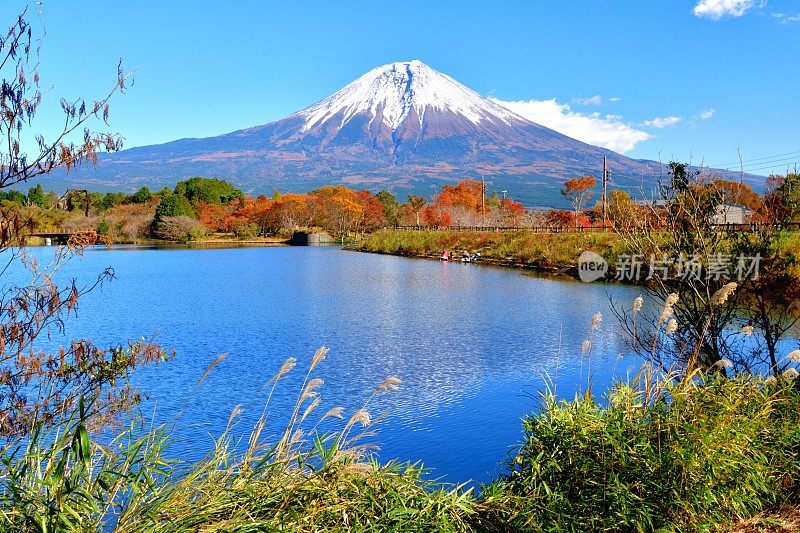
[19,245,643,484]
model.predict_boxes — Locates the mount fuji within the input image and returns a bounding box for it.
[58,60,759,206]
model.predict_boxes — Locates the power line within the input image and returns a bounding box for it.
[719,155,800,171]
[718,160,799,175]
[707,149,800,168]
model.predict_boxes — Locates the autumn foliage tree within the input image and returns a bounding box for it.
[758,173,800,224]
[271,193,311,233]
[311,186,363,242]
[545,209,589,228]
[422,205,452,227]
[711,179,762,212]
[196,201,229,232]
[561,176,596,227]
[437,180,484,212]
[224,195,273,235]
[433,179,485,226]
[355,190,384,232]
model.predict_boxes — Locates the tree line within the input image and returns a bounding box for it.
[0,177,528,242]
[0,171,789,242]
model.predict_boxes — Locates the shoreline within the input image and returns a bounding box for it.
[24,235,291,249]
[346,227,624,283]
[347,245,578,278]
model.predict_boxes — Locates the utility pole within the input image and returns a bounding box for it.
[481,174,486,227]
[602,156,608,226]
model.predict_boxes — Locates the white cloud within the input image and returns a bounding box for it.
[608,97,622,103]
[693,0,763,19]
[573,95,603,106]
[642,116,682,128]
[491,97,651,153]
[698,109,715,120]
[772,12,800,23]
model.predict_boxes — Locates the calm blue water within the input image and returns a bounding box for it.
[11,246,642,484]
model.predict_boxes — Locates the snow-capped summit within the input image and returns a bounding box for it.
[296,60,526,133]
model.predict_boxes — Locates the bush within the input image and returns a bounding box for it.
[233,221,259,239]
[477,372,800,532]
[154,215,206,241]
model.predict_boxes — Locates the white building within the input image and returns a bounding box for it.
[712,204,751,225]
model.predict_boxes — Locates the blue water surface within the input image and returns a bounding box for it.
[14,245,644,484]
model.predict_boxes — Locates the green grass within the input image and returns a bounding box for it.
[356,229,624,273]
[3,353,800,531]
[477,371,800,532]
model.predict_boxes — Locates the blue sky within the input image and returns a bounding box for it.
[8,0,800,176]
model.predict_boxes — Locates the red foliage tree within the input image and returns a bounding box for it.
[355,190,385,231]
[228,195,273,233]
[545,209,590,228]
[422,205,452,227]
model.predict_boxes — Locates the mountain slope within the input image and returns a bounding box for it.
[57,60,760,206]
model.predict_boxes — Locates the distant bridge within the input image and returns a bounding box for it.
[27,230,97,245]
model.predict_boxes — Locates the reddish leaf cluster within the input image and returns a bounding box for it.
[190,187,388,236]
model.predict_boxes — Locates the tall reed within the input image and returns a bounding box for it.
[0,348,476,532]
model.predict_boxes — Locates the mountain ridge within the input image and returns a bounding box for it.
[52,60,762,206]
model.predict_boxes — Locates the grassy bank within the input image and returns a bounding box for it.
[4,354,800,531]
[355,228,800,286]
[355,228,624,275]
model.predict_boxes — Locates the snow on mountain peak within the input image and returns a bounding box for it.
[296,60,525,132]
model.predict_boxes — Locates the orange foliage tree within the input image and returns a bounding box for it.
[711,179,762,212]
[436,180,484,212]
[196,201,229,232]
[270,193,311,233]
[229,195,273,234]
[545,209,590,228]
[311,186,363,240]
[561,176,597,227]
